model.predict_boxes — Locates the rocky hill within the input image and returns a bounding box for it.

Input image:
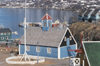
[70,22,100,45]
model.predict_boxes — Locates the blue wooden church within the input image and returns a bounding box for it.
[19,13,77,59]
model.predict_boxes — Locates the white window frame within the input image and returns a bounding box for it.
[69,36,72,40]
[6,36,8,40]
[36,46,40,52]
[1,37,4,40]
[1,33,3,35]
[64,37,67,41]
[47,48,51,54]
[8,32,11,35]
[4,33,6,35]
[26,46,30,51]
[44,22,47,26]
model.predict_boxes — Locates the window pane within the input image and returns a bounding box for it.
[1,33,3,35]
[26,46,30,51]
[44,22,47,26]
[36,47,40,52]
[47,48,51,54]
[8,32,11,35]
[1,37,4,40]
[4,33,6,35]
[6,36,8,40]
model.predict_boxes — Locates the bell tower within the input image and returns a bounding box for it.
[41,13,52,31]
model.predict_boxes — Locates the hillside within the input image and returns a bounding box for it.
[70,22,100,44]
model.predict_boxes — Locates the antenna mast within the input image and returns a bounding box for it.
[24,0,27,55]
[20,0,30,61]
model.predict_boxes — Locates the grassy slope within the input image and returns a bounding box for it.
[70,22,100,47]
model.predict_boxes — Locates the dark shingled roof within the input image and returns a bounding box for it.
[84,9,92,16]
[79,8,87,15]
[91,8,100,16]
[0,28,11,33]
[20,27,67,47]
[83,41,100,66]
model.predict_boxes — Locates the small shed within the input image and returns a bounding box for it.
[82,41,100,66]
[19,13,77,59]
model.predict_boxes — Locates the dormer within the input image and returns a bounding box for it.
[41,13,52,31]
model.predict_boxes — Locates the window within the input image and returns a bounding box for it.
[36,47,40,52]
[49,23,51,27]
[1,37,4,40]
[1,33,3,35]
[44,22,47,27]
[4,33,6,35]
[26,46,30,51]
[47,48,51,54]
[8,32,11,35]
[69,36,72,40]
[6,36,8,40]
[64,37,66,41]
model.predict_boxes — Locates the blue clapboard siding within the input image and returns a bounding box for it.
[20,44,58,58]
[67,45,76,57]
[42,20,52,31]
[20,44,25,54]
[60,46,68,58]
[60,45,76,58]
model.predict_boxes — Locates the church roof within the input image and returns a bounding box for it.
[0,28,11,33]
[20,27,72,47]
[41,13,52,20]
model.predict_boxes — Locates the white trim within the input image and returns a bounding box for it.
[58,27,68,47]
[33,56,56,59]
[34,55,70,59]
[19,54,57,59]
[47,48,51,54]
[61,56,72,59]
[46,13,49,27]
[36,46,40,52]
[6,56,45,64]
[58,27,78,49]
[19,45,20,55]
[58,47,60,59]
[82,41,91,66]
[19,53,70,59]
[83,60,85,66]
[67,28,78,49]
[26,45,30,51]
[47,20,49,27]
[83,41,100,43]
